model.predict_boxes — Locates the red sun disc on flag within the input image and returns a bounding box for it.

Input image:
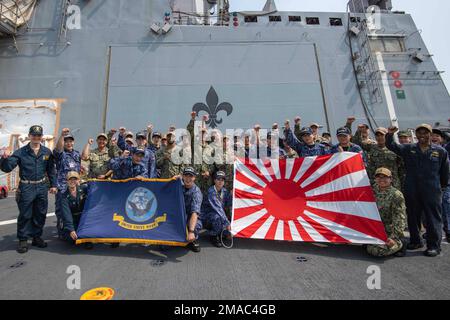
[231,153,388,245]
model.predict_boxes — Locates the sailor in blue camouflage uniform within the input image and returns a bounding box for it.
[329,127,368,165]
[53,128,81,237]
[200,171,233,247]
[110,148,148,179]
[117,131,156,178]
[60,171,93,249]
[284,120,328,157]
[182,167,203,253]
[0,125,57,254]
[386,124,449,257]
[266,132,286,159]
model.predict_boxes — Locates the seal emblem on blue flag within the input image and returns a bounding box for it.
[75,179,188,246]
[125,187,158,223]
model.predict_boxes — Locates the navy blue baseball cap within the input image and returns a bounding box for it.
[336,127,351,136]
[63,134,75,141]
[183,167,198,176]
[300,127,313,136]
[152,132,162,138]
[29,125,43,135]
[136,132,147,139]
[215,171,226,180]
[133,148,146,156]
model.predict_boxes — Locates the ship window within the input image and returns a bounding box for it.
[269,16,282,22]
[350,17,361,23]
[244,15,258,23]
[306,17,320,25]
[289,16,302,22]
[330,18,343,26]
[370,37,406,52]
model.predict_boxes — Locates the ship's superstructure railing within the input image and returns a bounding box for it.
[350,17,383,104]
[0,1,21,35]
[0,0,37,36]
[348,0,392,13]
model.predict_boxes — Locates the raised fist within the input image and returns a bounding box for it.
[1,148,11,159]
[88,138,94,145]
[284,120,290,130]
[202,115,209,122]
[254,124,261,132]
[294,117,301,124]
[388,126,399,134]
[110,128,117,134]
[61,128,70,136]
[272,123,279,130]
[122,150,130,158]
[191,111,197,120]
[347,117,356,124]
[147,124,153,131]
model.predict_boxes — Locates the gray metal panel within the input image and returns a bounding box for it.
[106,42,327,132]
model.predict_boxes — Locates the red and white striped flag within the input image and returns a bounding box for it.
[231,153,388,245]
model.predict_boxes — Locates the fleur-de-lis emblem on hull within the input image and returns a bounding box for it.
[193,86,233,128]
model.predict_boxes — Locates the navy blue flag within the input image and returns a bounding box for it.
[76,178,188,246]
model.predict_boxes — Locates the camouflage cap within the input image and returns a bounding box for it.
[66,171,80,180]
[397,130,412,137]
[375,127,388,135]
[415,124,432,133]
[309,122,321,128]
[97,133,108,140]
[375,167,392,178]
[29,125,43,135]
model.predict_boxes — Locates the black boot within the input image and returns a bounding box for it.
[187,240,201,253]
[394,239,408,257]
[406,241,424,250]
[210,235,222,248]
[17,240,28,254]
[424,248,441,257]
[31,237,47,248]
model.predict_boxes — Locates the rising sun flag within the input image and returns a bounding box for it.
[231,153,388,245]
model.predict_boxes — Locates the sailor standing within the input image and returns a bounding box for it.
[0,126,57,253]
[386,124,449,257]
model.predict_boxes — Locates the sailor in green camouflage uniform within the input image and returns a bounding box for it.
[344,117,376,145]
[213,135,235,193]
[367,168,407,258]
[353,127,403,189]
[187,113,215,194]
[155,131,188,179]
[81,133,121,179]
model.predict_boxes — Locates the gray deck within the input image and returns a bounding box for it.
[0,194,449,300]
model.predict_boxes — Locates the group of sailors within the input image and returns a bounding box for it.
[1,112,449,257]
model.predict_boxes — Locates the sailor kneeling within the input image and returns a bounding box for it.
[200,171,233,248]
[366,168,407,258]
[60,171,93,250]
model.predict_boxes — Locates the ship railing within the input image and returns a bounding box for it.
[0,1,21,35]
